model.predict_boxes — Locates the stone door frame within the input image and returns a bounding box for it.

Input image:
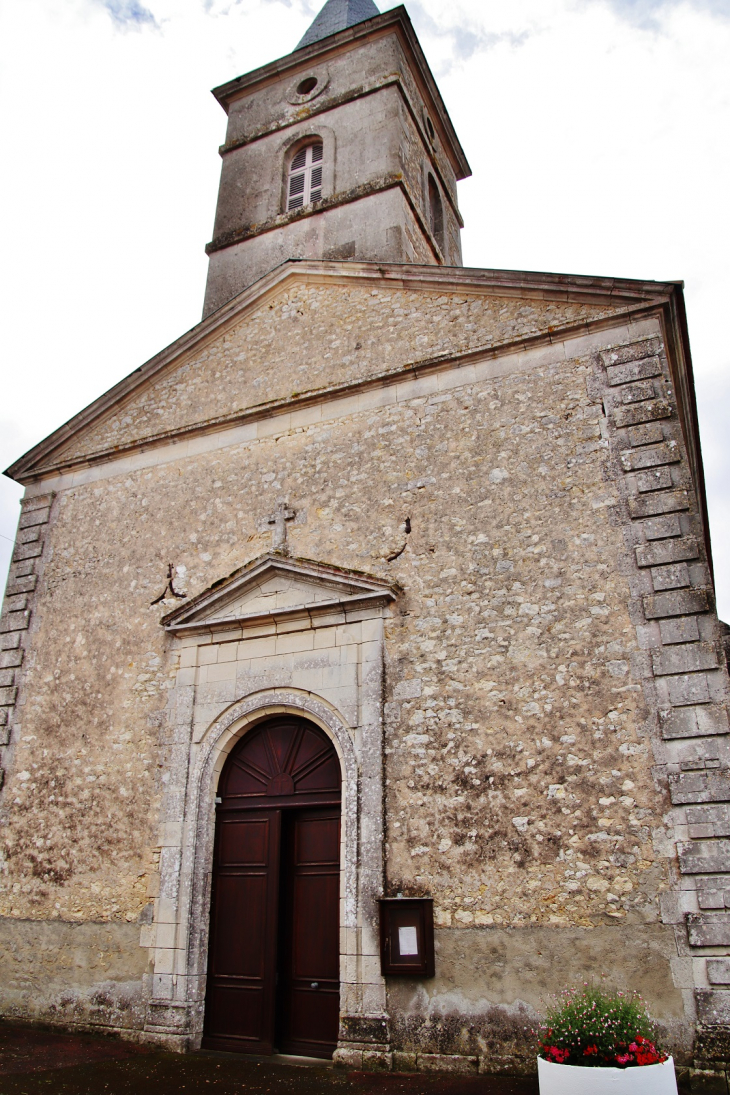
[144,590,394,1061]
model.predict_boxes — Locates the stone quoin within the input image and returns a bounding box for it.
[1,0,729,1081]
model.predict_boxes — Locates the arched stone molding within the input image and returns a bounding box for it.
[183,690,360,1028]
[143,558,394,1050]
[271,124,337,220]
[144,605,391,1056]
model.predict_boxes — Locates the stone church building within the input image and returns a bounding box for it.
[2,0,730,1077]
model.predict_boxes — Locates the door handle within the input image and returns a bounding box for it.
[310,982,319,990]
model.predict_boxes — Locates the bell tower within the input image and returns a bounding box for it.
[202,0,471,317]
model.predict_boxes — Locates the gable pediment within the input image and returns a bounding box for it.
[6,260,675,484]
[160,553,397,636]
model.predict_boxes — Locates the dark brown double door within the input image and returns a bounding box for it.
[203,717,341,1059]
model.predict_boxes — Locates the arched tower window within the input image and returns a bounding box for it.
[287,141,324,212]
[428,174,445,256]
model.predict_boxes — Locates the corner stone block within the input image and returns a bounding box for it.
[0,669,15,688]
[695,989,730,1024]
[670,770,730,805]
[666,673,711,707]
[660,617,701,645]
[11,560,36,579]
[637,467,674,493]
[686,804,730,833]
[644,590,709,620]
[4,575,37,596]
[334,1048,364,1070]
[707,959,730,985]
[12,542,43,562]
[621,442,681,471]
[620,379,658,404]
[17,526,41,545]
[362,1051,393,1072]
[601,338,662,368]
[18,507,51,530]
[338,1015,390,1045]
[0,610,31,634]
[418,1055,479,1075]
[629,490,689,519]
[607,360,663,387]
[661,705,729,740]
[652,563,690,591]
[636,537,699,567]
[613,400,671,429]
[679,841,730,874]
[687,914,730,947]
[653,644,718,676]
[643,514,683,540]
[0,686,18,707]
[628,422,665,448]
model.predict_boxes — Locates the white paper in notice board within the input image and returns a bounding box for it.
[398,925,418,956]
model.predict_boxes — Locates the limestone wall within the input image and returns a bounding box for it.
[1,288,727,1066]
[55,280,626,465]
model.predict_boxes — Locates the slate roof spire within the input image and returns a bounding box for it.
[296,0,380,50]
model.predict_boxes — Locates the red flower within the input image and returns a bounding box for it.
[583,1045,598,1056]
[544,1046,570,1063]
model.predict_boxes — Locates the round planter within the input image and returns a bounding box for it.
[538,1056,678,1094]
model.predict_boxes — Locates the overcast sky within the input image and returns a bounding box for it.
[1,0,728,617]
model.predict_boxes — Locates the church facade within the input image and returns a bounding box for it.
[2,0,730,1078]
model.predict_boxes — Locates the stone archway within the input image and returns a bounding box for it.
[203,713,342,1057]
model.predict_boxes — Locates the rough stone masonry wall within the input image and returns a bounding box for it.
[0,318,697,1056]
[55,283,624,466]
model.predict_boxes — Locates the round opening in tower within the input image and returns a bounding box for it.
[297,76,318,96]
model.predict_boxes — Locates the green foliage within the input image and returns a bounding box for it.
[537,986,668,1068]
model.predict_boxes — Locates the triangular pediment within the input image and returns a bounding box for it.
[5,260,674,485]
[160,553,397,635]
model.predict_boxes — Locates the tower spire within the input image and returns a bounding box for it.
[296,0,380,50]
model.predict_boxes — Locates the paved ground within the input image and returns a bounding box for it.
[0,1021,698,1094]
[0,1022,541,1095]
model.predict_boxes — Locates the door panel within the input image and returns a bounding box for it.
[277,809,341,1058]
[203,811,280,1053]
[204,718,342,1059]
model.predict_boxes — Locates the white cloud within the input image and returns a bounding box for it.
[0,0,728,618]
[96,0,158,27]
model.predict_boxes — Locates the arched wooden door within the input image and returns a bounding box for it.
[203,716,342,1059]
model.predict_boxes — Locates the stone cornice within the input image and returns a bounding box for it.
[212,73,463,234]
[210,6,471,181]
[160,551,397,638]
[205,171,457,262]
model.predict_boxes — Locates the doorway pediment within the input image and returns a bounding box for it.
[160,552,397,636]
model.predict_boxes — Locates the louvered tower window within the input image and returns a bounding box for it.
[287,142,324,211]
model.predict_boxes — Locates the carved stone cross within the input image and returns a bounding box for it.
[268,501,296,555]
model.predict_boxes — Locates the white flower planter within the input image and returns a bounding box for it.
[538,1056,678,1094]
